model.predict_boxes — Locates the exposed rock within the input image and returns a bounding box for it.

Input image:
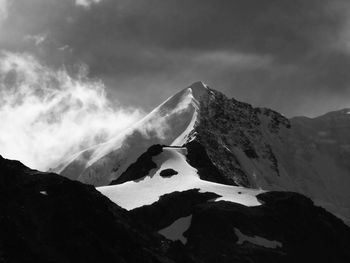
[110,144,163,185]
[185,140,231,184]
[159,169,179,178]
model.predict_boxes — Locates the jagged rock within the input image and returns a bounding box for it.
[159,169,179,178]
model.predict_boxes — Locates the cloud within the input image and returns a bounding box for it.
[193,51,273,70]
[0,51,144,171]
[1,0,350,118]
[331,2,350,54]
[75,0,102,8]
[24,33,47,45]
[0,0,8,22]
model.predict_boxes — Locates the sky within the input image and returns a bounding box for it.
[2,0,350,169]
[1,0,350,117]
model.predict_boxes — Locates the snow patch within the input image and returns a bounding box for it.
[97,147,263,210]
[158,215,192,244]
[234,228,282,249]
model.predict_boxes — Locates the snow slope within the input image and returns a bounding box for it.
[57,82,210,186]
[97,147,263,210]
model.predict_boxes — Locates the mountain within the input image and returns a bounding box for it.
[58,81,350,225]
[2,155,350,263]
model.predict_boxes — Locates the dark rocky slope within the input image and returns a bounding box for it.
[189,83,350,224]
[2,153,350,263]
[111,144,163,185]
[0,155,193,263]
[193,85,290,186]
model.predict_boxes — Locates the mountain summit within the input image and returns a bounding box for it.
[56,81,211,185]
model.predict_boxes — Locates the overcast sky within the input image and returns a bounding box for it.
[1,0,350,117]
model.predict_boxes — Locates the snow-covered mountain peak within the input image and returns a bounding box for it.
[55,82,350,226]
[186,81,210,100]
[57,82,212,185]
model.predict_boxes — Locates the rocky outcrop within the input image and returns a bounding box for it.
[110,144,163,185]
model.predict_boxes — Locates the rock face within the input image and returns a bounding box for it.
[110,144,163,185]
[193,86,290,187]
[58,81,350,224]
[190,84,350,224]
[0,155,193,263]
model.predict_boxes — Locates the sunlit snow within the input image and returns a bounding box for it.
[97,147,263,210]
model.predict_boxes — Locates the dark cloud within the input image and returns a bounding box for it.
[1,0,350,116]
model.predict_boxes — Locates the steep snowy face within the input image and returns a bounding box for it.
[57,82,210,186]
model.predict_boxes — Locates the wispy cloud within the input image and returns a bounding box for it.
[24,33,47,46]
[75,0,102,8]
[0,51,144,171]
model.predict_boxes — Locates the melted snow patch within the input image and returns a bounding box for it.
[234,228,282,249]
[158,215,192,244]
[97,147,263,210]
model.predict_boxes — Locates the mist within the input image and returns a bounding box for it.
[0,51,144,171]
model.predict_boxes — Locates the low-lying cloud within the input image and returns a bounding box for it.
[0,51,144,171]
